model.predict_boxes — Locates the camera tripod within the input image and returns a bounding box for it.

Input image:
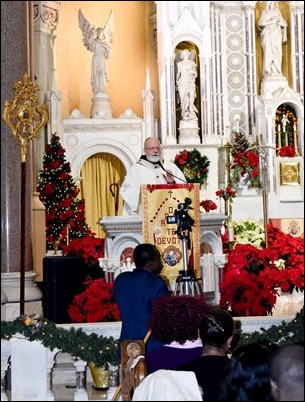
[174,231,203,297]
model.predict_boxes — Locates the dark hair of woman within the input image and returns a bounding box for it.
[199,307,234,348]
[148,295,210,344]
[218,341,274,401]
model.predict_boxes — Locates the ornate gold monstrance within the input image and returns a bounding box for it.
[2,73,48,315]
[2,73,48,163]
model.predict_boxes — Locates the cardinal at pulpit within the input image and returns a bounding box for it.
[120,137,186,215]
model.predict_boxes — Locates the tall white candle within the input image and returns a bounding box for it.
[235,118,239,133]
[228,223,234,242]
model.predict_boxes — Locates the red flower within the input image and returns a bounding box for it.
[200,199,217,213]
[68,278,120,323]
[216,187,236,202]
[61,236,105,265]
[278,146,296,157]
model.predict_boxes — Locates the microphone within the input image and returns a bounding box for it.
[158,161,188,184]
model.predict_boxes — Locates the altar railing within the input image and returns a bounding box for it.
[1,314,299,401]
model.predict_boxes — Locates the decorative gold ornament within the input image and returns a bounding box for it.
[2,73,48,163]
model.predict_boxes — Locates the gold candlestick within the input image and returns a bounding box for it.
[66,224,70,246]
[293,125,299,156]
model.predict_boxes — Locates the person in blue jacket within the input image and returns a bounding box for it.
[114,243,169,357]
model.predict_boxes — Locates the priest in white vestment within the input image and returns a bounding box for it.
[120,137,186,215]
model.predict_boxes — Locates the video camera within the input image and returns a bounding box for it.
[167,198,195,242]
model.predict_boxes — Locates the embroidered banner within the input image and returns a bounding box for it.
[142,183,200,287]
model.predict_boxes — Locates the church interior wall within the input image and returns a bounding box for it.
[43,1,304,226]
[55,1,158,120]
[1,1,304,288]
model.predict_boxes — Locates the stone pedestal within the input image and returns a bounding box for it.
[90,93,112,119]
[178,119,200,144]
[1,272,43,320]
[260,76,288,96]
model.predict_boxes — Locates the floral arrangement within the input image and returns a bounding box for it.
[216,186,236,202]
[174,148,210,186]
[200,199,217,213]
[220,221,304,316]
[61,236,105,265]
[68,278,120,323]
[231,218,265,248]
[1,315,120,367]
[230,133,260,187]
[278,145,296,157]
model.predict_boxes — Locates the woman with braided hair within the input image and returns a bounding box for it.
[178,307,234,401]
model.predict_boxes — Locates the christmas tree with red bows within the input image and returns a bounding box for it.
[37,133,92,250]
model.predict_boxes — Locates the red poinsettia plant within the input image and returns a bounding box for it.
[220,224,304,316]
[278,145,296,157]
[68,277,120,323]
[200,199,217,213]
[61,236,105,265]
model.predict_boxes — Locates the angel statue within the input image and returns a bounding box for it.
[176,49,198,121]
[78,9,114,94]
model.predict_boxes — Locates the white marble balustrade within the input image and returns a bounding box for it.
[2,311,303,401]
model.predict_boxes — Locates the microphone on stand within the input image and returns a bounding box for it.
[158,161,188,184]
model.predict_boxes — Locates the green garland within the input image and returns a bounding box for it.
[2,308,303,365]
[234,306,304,349]
[1,316,120,368]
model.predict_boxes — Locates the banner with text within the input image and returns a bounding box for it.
[142,183,200,286]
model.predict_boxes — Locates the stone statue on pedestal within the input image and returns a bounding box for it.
[258,1,287,78]
[175,48,200,144]
[78,9,114,118]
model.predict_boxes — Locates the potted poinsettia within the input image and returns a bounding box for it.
[68,277,120,323]
[61,235,105,279]
[219,221,304,316]
[61,235,120,323]
[199,199,217,213]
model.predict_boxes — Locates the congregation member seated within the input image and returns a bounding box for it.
[131,369,203,401]
[218,341,274,401]
[269,342,304,401]
[178,307,234,401]
[145,294,210,374]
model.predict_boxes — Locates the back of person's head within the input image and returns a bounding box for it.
[133,243,159,266]
[199,307,234,348]
[269,343,304,401]
[148,295,210,344]
[218,341,274,401]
